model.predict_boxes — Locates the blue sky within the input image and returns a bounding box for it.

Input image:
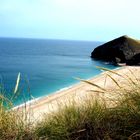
[0,0,140,41]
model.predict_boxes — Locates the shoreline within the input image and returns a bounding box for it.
[14,67,110,110]
[13,70,104,109]
[16,66,140,121]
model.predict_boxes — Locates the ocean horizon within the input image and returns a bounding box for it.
[0,37,117,106]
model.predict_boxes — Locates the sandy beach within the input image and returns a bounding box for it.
[16,66,140,121]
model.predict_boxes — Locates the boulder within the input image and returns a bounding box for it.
[91,35,140,65]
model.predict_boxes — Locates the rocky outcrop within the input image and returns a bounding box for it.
[126,53,140,65]
[91,35,140,65]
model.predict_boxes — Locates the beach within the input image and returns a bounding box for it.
[16,66,140,121]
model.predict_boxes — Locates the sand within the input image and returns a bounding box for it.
[16,66,140,121]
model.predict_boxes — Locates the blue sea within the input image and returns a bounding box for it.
[0,38,116,106]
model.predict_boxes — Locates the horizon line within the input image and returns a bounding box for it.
[0,36,105,42]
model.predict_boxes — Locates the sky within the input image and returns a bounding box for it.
[0,0,140,41]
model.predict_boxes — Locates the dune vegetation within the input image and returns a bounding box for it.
[0,68,140,140]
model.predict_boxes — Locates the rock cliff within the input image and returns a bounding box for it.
[91,35,140,65]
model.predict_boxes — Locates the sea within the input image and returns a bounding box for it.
[0,38,117,106]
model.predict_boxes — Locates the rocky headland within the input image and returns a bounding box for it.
[91,35,140,65]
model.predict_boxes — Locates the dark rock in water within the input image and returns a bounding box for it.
[91,35,140,65]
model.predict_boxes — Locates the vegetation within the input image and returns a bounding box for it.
[0,69,140,140]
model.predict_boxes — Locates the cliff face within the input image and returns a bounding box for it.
[91,35,140,65]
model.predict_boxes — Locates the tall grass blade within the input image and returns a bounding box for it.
[14,72,21,94]
[107,74,122,89]
[75,77,106,91]
[96,66,123,77]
